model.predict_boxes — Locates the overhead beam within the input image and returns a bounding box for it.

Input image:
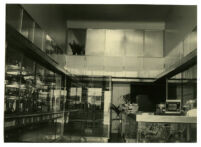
[67,20,165,30]
[154,49,197,82]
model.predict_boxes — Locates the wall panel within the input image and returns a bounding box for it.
[144,31,163,57]
[124,30,143,57]
[85,29,106,55]
[105,30,125,56]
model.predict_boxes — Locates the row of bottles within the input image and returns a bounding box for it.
[5,46,66,115]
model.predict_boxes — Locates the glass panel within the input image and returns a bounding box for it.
[44,69,55,112]
[5,47,23,114]
[167,65,197,114]
[63,77,111,141]
[20,56,35,113]
[124,30,143,57]
[68,29,86,55]
[21,10,34,42]
[85,29,105,56]
[137,122,196,142]
[5,47,64,142]
[35,64,47,112]
[182,65,197,110]
[144,30,163,57]
[34,23,43,50]
[167,73,182,100]
[45,34,54,54]
[105,29,125,56]
[6,4,22,31]
[55,73,61,112]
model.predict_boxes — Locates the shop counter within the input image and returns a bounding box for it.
[136,113,197,142]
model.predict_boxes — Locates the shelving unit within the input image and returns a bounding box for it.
[5,111,65,130]
[5,5,71,142]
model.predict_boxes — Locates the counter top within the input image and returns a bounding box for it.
[136,114,197,123]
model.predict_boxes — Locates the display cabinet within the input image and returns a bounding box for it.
[19,55,36,113]
[121,113,137,142]
[5,46,23,114]
[5,19,68,142]
[136,114,196,142]
[63,78,111,141]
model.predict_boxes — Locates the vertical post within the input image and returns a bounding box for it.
[166,78,168,101]
[19,6,23,33]
[60,75,66,138]
[108,76,112,140]
[186,124,191,142]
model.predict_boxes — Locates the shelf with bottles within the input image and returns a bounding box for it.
[36,64,51,113]
[5,46,66,115]
[5,47,23,114]
[5,111,64,131]
[18,55,35,114]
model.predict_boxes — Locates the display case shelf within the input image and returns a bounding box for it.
[4,111,67,131]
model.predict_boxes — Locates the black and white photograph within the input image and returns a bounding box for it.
[1,0,198,143]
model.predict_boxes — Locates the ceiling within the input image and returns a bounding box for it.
[22,4,196,51]
[54,4,173,21]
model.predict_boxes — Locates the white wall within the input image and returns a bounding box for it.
[65,28,164,78]
[85,29,163,57]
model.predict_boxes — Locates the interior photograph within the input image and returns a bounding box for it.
[4,4,197,143]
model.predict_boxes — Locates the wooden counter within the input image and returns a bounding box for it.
[136,114,197,123]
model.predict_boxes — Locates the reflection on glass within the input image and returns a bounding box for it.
[6,5,22,31]
[138,122,196,142]
[167,73,182,100]
[44,69,55,112]
[21,10,34,42]
[20,56,35,113]
[182,65,197,109]
[36,64,46,112]
[5,47,23,114]
[64,78,111,139]
[55,73,62,112]
[34,23,43,50]
[167,65,197,111]
[5,45,65,142]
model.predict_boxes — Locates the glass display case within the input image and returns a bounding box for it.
[20,55,36,113]
[5,4,68,142]
[137,121,196,142]
[5,46,23,114]
[44,68,56,112]
[5,46,65,115]
[121,113,137,142]
[63,78,111,141]
[167,65,197,112]
[5,44,66,142]
[36,64,47,112]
